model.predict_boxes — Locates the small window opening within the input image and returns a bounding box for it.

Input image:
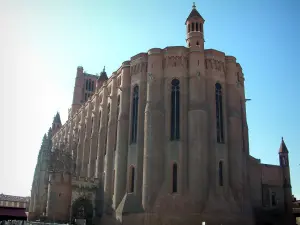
[192,23,194,31]
[129,166,135,193]
[219,161,223,186]
[196,23,199,31]
[172,163,178,193]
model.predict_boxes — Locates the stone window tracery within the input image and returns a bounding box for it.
[171,79,180,140]
[215,83,224,143]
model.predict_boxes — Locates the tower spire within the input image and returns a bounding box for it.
[192,2,196,9]
[279,137,289,153]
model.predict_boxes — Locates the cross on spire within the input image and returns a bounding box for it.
[192,2,196,9]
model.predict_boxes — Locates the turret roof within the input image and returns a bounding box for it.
[279,137,289,153]
[185,3,204,24]
[98,66,108,81]
[53,112,61,124]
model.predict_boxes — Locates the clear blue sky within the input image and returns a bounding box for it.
[0,0,299,199]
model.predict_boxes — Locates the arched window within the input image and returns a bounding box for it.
[131,86,139,143]
[172,163,178,193]
[196,23,199,31]
[215,83,224,143]
[171,79,180,140]
[129,166,135,193]
[114,95,120,151]
[219,161,223,186]
[104,104,110,155]
[200,23,203,32]
[192,23,194,31]
[196,41,199,46]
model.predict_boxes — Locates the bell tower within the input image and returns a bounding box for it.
[278,137,295,225]
[185,2,205,51]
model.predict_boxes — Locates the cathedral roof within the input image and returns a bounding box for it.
[279,137,289,153]
[185,3,204,24]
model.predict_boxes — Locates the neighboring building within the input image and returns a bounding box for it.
[293,196,300,224]
[28,4,296,225]
[0,194,29,220]
[0,194,29,209]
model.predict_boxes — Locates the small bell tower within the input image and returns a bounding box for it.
[185,2,205,50]
[278,137,295,225]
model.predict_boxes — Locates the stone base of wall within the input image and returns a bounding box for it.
[99,212,255,225]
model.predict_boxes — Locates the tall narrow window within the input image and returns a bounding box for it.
[85,80,88,90]
[104,104,110,155]
[129,166,135,193]
[131,86,139,143]
[219,161,223,186]
[88,79,92,91]
[192,23,194,31]
[171,79,180,140]
[91,81,94,91]
[196,23,199,31]
[215,83,224,143]
[172,163,178,193]
[114,96,120,151]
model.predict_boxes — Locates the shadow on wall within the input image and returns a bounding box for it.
[94,182,104,218]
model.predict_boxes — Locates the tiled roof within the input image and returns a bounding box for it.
[0,194,30,203]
